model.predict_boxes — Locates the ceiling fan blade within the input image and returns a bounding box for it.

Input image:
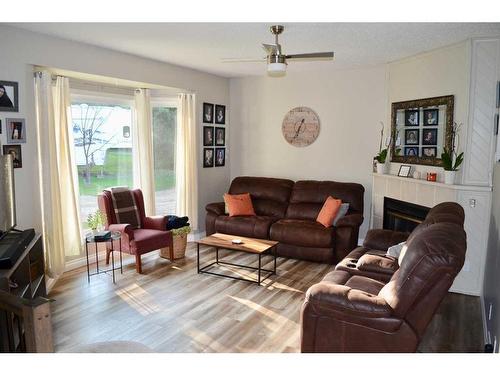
[286,52,334,61]
[221,57,267,63]
[262,43,278,54]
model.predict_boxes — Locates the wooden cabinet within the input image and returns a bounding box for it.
[0,234,47,352]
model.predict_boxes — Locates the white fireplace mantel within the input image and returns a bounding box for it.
[371,172,493,296]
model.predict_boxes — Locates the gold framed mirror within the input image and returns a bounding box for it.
[390,95,454,166]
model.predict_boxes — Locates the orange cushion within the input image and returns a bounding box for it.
[223,193,256,217]
[316,196,342,228]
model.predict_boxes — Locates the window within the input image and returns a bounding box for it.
[151,100,178,215]
[71,94,134,229]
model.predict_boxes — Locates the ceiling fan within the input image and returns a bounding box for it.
[221,25,334,76]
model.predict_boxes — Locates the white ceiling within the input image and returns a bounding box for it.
[10,23,500,78]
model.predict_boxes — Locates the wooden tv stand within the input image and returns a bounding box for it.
[0,234,53,352]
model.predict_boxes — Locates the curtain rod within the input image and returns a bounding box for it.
[33,70,194,94]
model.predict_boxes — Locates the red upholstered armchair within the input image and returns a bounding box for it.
[98,188,174,274]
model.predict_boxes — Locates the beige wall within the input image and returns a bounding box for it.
[229,65,388,237]
[386,41,470,180]
[0,25,230,232]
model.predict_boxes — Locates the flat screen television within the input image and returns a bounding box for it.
[0,154,16,238]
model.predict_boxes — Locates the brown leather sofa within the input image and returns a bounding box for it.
[205,176,365,263]
[300,202,466,352]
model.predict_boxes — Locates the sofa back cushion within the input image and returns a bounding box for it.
[286,180,365,221]
[228,176,294,218]
[378,222,466,336]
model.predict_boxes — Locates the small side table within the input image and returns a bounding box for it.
[85,231,123,283]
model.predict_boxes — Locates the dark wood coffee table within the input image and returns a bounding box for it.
[196,233,278,285]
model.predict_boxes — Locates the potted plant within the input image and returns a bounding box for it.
[160,225,192,260]
[441,148,464,185]
[87,210,106,234]
[374,148,388,174]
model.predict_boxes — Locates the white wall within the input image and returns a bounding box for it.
[386,41,470,181]
[229,65,388,237]
[0,25,230,232]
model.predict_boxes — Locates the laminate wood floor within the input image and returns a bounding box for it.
[49,243,483,353]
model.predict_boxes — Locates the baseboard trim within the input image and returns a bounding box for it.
[480,293,490,347]
[45,277,57,294]
[189,231,206,241]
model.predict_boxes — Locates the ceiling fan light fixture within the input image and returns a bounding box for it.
[267,62,287,76]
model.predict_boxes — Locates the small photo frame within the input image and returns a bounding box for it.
[203,126,214,146]
[405,129,419,145]
[405,109,419,126]
[215,148,225,167]
[398,165,412,177]
[6,118,26,144]
[422,146,437,158]
[0,80,19,112]
[203,148,214,168]
[2,144,22,168]
[423,108,439,126]
[215,127,225,146]
[215,104,226,125]
[404,147,419,156]
[422,128,438,145]
[203,102,214,123]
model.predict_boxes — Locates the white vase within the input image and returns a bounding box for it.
[376,162,386,174]
[444,170,456,185]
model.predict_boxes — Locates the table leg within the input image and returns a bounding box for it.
[95,242,99,273]
[197,243,200,273]
[85,242,90,283]
[111,238,115,283]
[119,237,123,274]
[216,247,219,264]
[258,253,262,285]
[273,246,277,275]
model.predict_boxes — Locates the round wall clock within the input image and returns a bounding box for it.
[282,107,320,147]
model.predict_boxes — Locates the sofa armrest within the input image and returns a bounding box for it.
[143,216,168,231]
[357,254,398,275]
[108,223,134,241]
[335,213,364,228]
[305,282,392,319]
[363,229,409,251]
[206,202,226,216]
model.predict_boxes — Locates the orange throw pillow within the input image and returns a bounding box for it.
[223,193,256,217]
[316,196,342,228]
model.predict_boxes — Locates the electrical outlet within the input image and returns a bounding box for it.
[489,303,493,321]
[469,198,476,208]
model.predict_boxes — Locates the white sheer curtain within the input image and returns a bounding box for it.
[133,89,156,216]
[35,72,82,278]
[176,93,198,229]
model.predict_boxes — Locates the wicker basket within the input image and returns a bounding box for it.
[160,233,188,260]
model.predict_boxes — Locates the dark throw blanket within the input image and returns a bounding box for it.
[166,215,190,230]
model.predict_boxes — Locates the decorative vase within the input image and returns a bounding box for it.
[376,162,386,174]
[444,170,456,185]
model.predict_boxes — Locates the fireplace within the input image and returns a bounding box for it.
[383,197,430,233]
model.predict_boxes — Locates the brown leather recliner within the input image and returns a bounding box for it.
[205,176,365,263]
[335,202,466,282]
[300,202,466,352]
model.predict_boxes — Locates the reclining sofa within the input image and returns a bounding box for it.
[300,202,466,352]
[205,176,365,263]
